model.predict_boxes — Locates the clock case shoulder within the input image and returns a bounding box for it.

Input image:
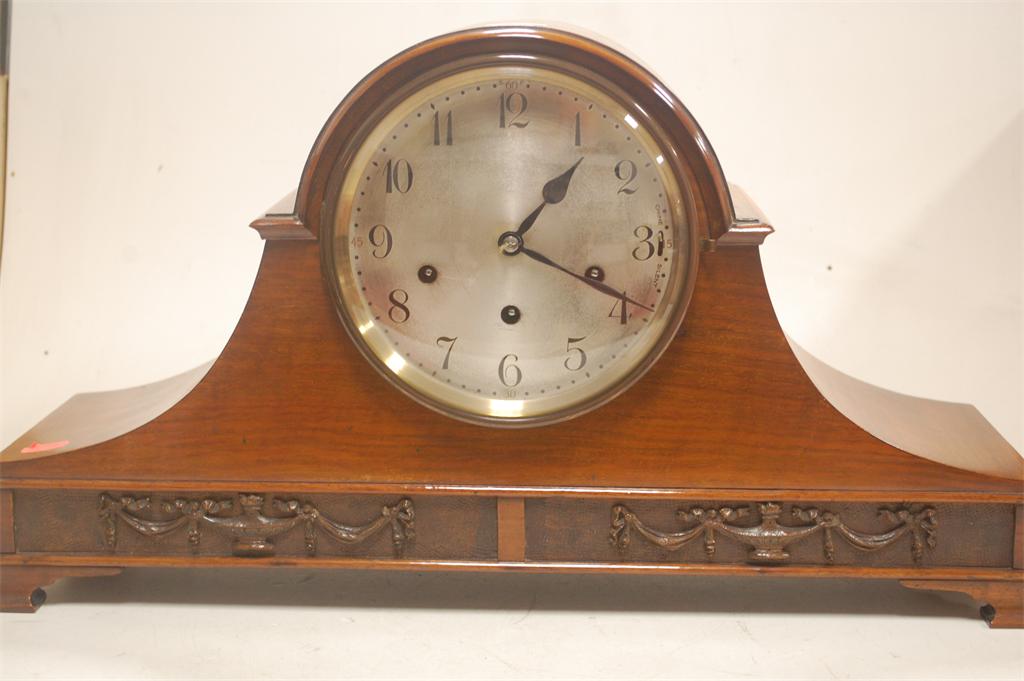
[2,240,1019,494]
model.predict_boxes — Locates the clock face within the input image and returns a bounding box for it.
[326,64,695,426]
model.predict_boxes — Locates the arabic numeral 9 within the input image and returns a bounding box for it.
[368,224,393,258]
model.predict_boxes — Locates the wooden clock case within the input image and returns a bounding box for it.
[1,26,1021,627]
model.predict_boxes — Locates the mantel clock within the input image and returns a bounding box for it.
[1,26,1021,627]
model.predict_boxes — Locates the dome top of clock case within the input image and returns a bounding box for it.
[289,26,744,427]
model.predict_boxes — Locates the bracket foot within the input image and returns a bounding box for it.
[901,579,1024,629]
[1,566,122,613]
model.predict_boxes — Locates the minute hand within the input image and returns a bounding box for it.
[520,247,654,313]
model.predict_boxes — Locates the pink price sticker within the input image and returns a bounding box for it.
[20,440,70,454]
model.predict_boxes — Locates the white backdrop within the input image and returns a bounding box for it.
[0,3,1021,680]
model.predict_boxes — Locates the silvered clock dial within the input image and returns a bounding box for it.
[323,58,697,427]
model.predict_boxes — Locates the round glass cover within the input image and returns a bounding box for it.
[327,64,694,426]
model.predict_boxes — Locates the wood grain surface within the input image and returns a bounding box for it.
[0,490,13,553]
[901,579,1024,629]
[1,245,1019,499]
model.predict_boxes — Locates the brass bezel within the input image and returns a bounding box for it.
[320,30,701,428]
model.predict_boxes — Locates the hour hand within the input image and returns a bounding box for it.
[513,157,584,238]
[541,157,584,205]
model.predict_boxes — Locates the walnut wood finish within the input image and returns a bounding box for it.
[0,489,13,553]
[0,26,1020,625]
[789,341,1022,480]
[2,245,1019,498]
[497,498,526,562]
[0,566,121,613]
[2,361,213,465]
[901,579,1024,629]
[4,552,1020,580]
[1014,505,1023,570]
